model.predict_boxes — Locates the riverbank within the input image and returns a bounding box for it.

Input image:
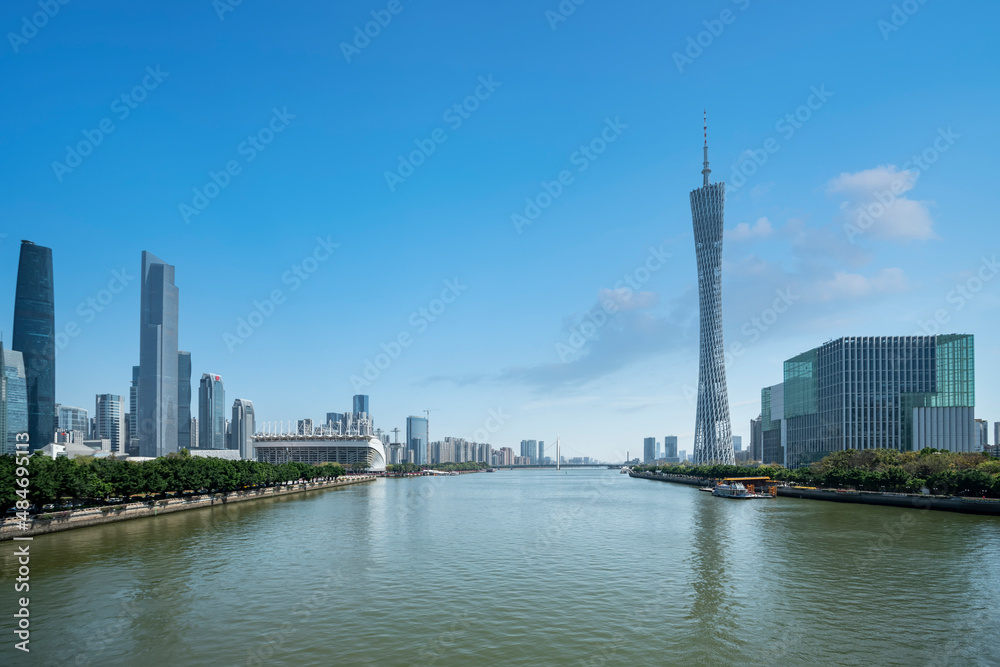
[628,470,1000,516]
[0,475,377,541]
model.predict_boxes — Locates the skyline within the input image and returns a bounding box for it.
[2,0,998,460]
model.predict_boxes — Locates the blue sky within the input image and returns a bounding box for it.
[1,0,998,460]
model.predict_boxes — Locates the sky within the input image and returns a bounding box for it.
[1,0,998,461]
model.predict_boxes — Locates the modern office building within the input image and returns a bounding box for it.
[57,404,89,440]
[13,240,56,451]
[128,365,140,454]
[326,412,345,430]
[352,395,370,416]
[231,399,255,460]
[198,373,226,449]
[519,439,537,464]
[749,416,763,461]
[689,123,734,465]
[94,394,125,453]
[138,251,179,458]
[995,422,1000,451]
[761,335,976,468]
[732,435,742,452]
[664,435,678,460]
[643,437,656,464]
[178,351,191,450]
[975,419,989,451]
[298,418,314,435]
[190,417,199,449]
[407,416,429,465]
[0,342,27,456]
[537,440,545,464]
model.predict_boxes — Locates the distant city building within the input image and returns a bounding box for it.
[679,450,687,462]
[128,365,140,454]
[178,351,192,450]
[138,251,179,458]
[298,418,314,435]
[190,417,199,449]
[94,394,125,453]
[664,436,678,460]
[732,435,742,452]
[231,399,255,460]
[198,373,226,449]
[326,412,345,430]
[0,342,27,456]
[975,419,989,451]
[407,416,429,465]
[537,440,545,464]
[750,416,763,461]
[761,335,976,468]
[643,437,656,464]
[352,395,370,416]
[13,240,56,451]
[496,447,514,466]
[520,439,537,464]
[57,404,89,442]
[995,422,999,450]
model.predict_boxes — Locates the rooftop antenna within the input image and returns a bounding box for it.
[702,109,711,187]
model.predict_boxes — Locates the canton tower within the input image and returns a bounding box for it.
[689,113,734,465]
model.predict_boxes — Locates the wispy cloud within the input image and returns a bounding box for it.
[827,165,936,242]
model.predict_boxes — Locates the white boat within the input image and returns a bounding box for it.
[712,482,753,499]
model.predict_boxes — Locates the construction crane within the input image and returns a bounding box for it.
[390,427,401,444]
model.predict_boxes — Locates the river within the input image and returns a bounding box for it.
[2,468,998,666]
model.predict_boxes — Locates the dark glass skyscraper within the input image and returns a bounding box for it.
[199,373,226,449]
[12,240,56,451]
[138,251,179,458]
[406,416,428,465]
[353,394,370,415]
[0,342,28,456]
[177,351,191,450]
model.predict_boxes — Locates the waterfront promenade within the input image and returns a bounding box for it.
[0,475,377,540]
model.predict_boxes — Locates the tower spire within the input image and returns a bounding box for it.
[702,109,711,187]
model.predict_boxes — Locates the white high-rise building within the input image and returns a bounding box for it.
[95,394,124,453]
[231,399,255,460]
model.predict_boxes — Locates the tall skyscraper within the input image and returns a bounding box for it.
[664,435,678,460]
[732,435,743,452]
[128,365,140,454]
[231,399,255,460]
[95,394,124,453]
[177,351,191,450]
[190,417,199,449]
[0,342,27,456]
[12,240,56,451]
[975,419,989,451]
[643,437,655,464]
[995,422,999,450]
[520,439,537,464]
[407,416,428,465]
[198,373,226,449]
[353,394,370,415]
[138,251,179,458]
[749,417,763,461]
[537,440,545,464]
[689,119,734,465]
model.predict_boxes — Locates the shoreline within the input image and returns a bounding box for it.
[628,471,1000,516]
[0,475,377,541]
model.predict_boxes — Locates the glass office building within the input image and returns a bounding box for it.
[352,394,370,416]
[138,251,179,457]
[407,416,428,465]
[199,373,226,449]
[761,335,976,468]
[95,394,125,453]
[1,343,28,456]
[13,240,56,451]
[178,351,192,450]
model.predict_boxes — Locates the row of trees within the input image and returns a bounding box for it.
[630,448,1000,497]
[0,450,351,511]
[384,461,488,474]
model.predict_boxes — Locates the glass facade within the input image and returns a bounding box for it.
[407,416,428,465]
[57,405,89,436]
[138,251,179,457]
[13,240,56,451]
[231,399,255,459]
[199,374,226,449]
[95,394,124,453]
[764,335,976,468]
[1,345,28,456]
[178,351,191,450]
[353,394,370,415]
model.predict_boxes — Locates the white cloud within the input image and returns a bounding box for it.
[597,287,658,312]
[729,216,773,242]
[826,165,936,242]
[808,267,910,302]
